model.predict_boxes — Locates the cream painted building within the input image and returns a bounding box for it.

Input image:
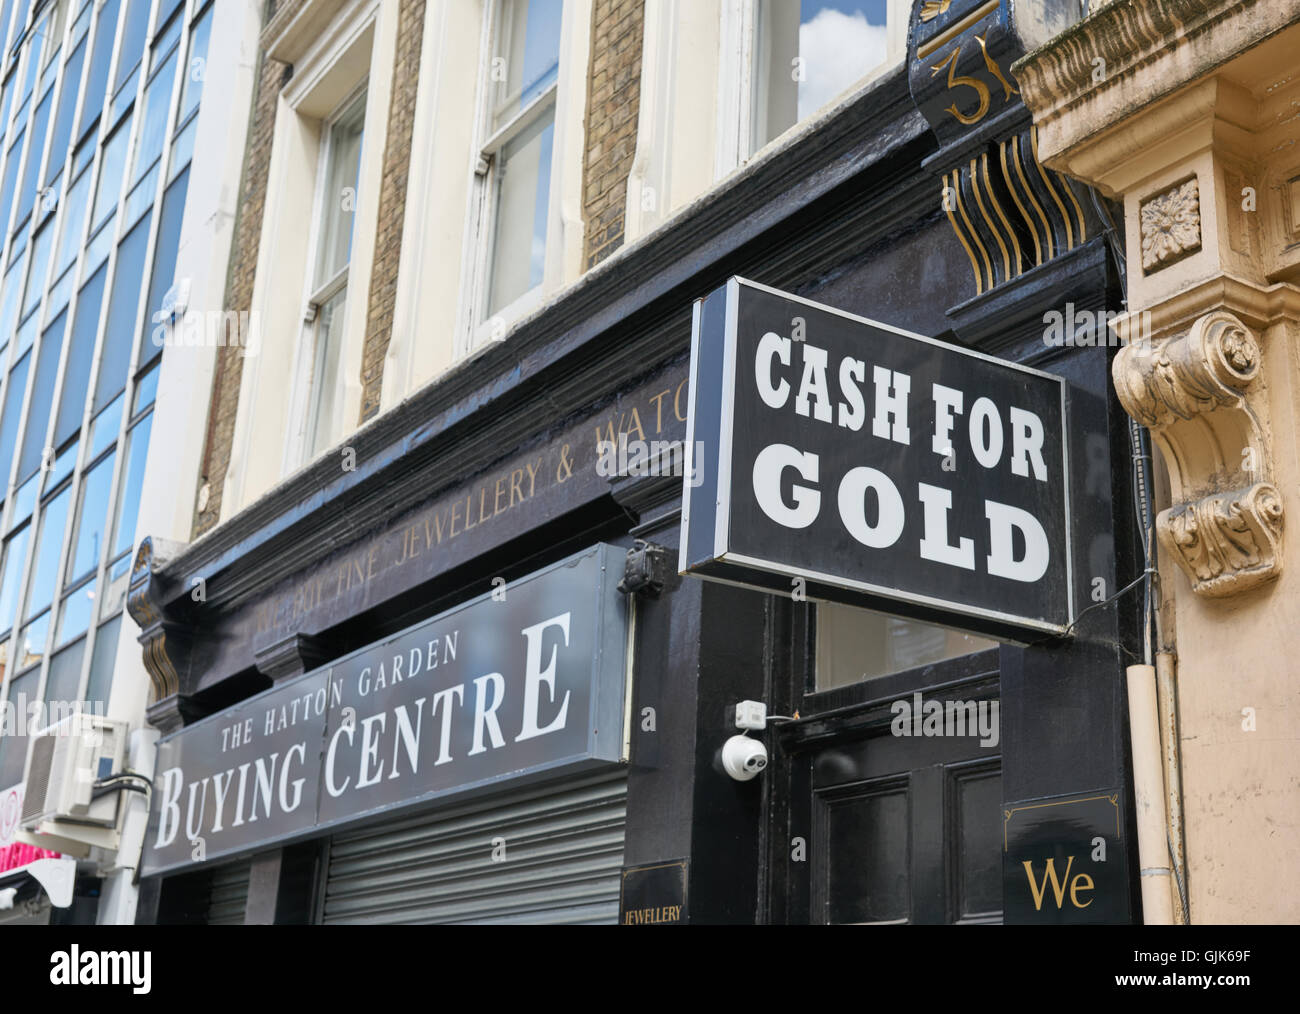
[1019,0,1300,923]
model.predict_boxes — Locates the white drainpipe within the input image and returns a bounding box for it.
[1127,663,1174,924]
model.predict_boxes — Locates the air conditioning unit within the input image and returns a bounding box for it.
[20,714,128,829]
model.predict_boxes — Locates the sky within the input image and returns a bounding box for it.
[797,2,891,120]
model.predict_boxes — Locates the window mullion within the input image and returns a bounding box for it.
[0,68,16,167]
[8,471,47,660]
[18,34,85,480]
[0,2,19,67]
[479,82,556,157]
[0,55,21,527]
[54,14,144,505]
[0,43,38,240]
[456,0,499,357]
[0,0,27,141]
[41,465,86,693]
[309,264,349,309]
[92,0,162,467]
[116,0,189,392]
[6,2,32,61]
[1,320,39,495]
[55,4,108,188]
[48,24,167,656]
[11,129,89,532]
[100,0,139,134]
[3,503,38,638]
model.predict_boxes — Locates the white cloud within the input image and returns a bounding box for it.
[798,7,889,120]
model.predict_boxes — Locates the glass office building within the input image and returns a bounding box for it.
[0,0,212,789]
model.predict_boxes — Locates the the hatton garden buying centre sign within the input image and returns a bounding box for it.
[681,278,1073,641]
[141,545,630,876]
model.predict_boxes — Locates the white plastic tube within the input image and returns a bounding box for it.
[1127,663,1174,924]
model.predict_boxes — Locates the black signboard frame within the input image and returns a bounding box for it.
[1002,790,1128,924]
[619,858,689,925]
[681,277,1074,643]
[141,544,632,877]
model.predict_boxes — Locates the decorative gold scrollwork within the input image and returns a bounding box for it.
[920,0,953,22]
[975,31,1019,101]
[930,33,1018,127]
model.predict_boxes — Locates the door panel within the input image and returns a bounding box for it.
[818,777,911,924]
[952,760,1002,923]
[812,751,1001,924]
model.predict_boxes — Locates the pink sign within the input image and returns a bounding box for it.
[0,784,59,873]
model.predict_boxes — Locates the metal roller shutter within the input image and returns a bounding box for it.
[321,771,627,925]
[206,859,252,925]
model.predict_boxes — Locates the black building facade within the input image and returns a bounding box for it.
[126,0,1144,925]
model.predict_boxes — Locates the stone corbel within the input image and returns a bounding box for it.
[126,537,200,734]
[1112,310,1282,596]
[254,632,329,683]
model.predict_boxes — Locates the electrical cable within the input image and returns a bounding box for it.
[87,771,155,889]
[1028,568,1153,647]
[1090,186,1190,923]
[91,782,148,801]
[92,771,153,791]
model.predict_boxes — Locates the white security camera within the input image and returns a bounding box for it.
[722,734,768,781]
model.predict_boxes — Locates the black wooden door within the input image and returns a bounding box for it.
[810,719,1001,924]
[769,604,1003,925]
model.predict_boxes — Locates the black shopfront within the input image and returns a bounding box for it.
[127,0,1143,925]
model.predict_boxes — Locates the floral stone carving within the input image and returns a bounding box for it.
[1140,178,1202,272]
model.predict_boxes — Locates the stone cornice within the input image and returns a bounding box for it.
[1014,0,1300,176]
[151,68,935,615]
[1111,274,1300,344]
[262,0,348,65]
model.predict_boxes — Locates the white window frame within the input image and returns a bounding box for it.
[622,0,723,248]
[715,0,909,179]
[296,79,367,465]
[458,0,586,356]
[225,0,398,511]
[476,82,557,330]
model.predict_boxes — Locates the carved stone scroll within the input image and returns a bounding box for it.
[1158,484,1284,597]
[1113,310,1281,596]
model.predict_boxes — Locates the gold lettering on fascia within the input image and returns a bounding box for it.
[622,905,683,925]
[593,380,689,454]
[253,379,688,638]
[1021,855,1095,912]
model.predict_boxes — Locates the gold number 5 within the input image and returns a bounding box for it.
[930,44,990,126]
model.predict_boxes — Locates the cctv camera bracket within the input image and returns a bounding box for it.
[734,700,767,730]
